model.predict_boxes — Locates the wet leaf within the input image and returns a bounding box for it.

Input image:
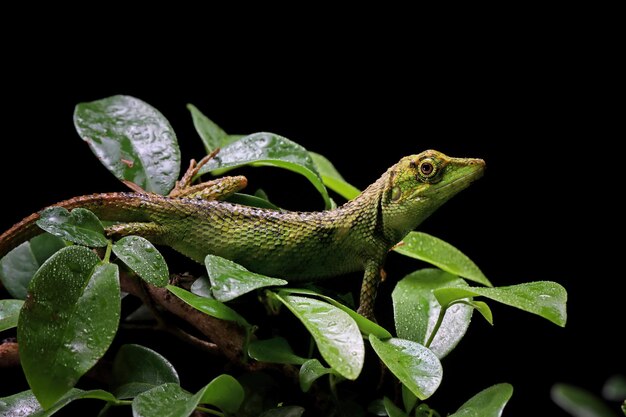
[248,337,307,365]
[449,383,513,417]
[309,152,361,200]
[281,287,391,339]
[36,207,107,247]
[132,376,244,417]
[187,104,238,152]
[0,234,66,300]
[552,384,618,417]
[111,344,179,399]
[274,293,364,380]
[112,236,168,287]
[205,254,287,302]
[369,335,442,400]
[435,281,567,327]
[131,383,193,417]
[167,285,250,328]
[299,359,336,392]
[0,389,119,417]
[18,247,120,408]
[198,132,332,209]
[395,232,491,287]
[260,406,306,417]
[0,299,24,331]
[74,95,181,195]
[392,269,472,358]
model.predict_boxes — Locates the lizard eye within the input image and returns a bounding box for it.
[416,158,438,181]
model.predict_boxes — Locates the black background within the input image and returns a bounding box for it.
[1,19,622,416]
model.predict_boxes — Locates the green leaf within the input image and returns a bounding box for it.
[167,285,250,328]
[552,384,619,417]
[281,287,391,339]
[187,104,237,152]
[259,406,306,417]
[190,276,214,298]
[111,344,179,399]
[466,300,493,325]
[449,383,513,417]
[198,132,332,209]
[74,95,181,195]
[383,397,410,417]
[36,207,108,247]
[112,236,168,287]
[131,383,193,417]
[309,152,361,200]
[18,247,120,408]
[205,254,287,302]
[0,234,65,299]
[198,374,244,414]
[299,359,336,392]
[369,335,442,400]
[603,375,626,402]
[392,269,472,358]
[435,281,567,327]
[248,337,307,365]
[274,293,364,380]
[132,377,244,417]
[227,193,282,210]
[395,232,491,286]
[0,389,119,417]
[401,384,418,414]
[0,299,24,331]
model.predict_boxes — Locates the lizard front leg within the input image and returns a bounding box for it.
[356,260,384,320]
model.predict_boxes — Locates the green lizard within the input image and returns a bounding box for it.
[0,149,484,318]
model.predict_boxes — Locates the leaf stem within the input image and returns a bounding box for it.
[425,305,448,348]
[103,240,113,263]
[196,405,224,416]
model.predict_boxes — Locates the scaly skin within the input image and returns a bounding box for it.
[0,150,484,318]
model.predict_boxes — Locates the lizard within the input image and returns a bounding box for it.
[0,149,484,318]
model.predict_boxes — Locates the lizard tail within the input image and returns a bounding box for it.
[0,192,151,260]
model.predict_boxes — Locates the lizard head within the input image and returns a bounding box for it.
[381,149,485,240]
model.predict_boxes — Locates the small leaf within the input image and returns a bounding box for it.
[0,389,119,417]
[74,95,181,195]
[383,397,410,417]
[552,384,619,417]
[603,375,626,402]
[395,232,491,287]
[227,193,282,210]
[449,383,513,417]
[131,383,193,417]
[369,335,442,400]
[466,300,493,325]
[274,293,364,380]
[205,254,287,302]
[0,299,24,331]
[112,236,168,287]
[198,132,332,209]
[259,406,306,417]
[198,374,244,414]
[18,247,120,408]
[248,337,307,365]
[435,281,567,327]
[309,152,361,200]
[190,276,214,298]
[0,234,65,300]
[299,359,335,392]
[167,285,250,328]
[281,287,391,339]
[36,207,107,247]
[402,384,418,414]
[392,269,472,358]
[187,104,237,152]
[111,344,179,399]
